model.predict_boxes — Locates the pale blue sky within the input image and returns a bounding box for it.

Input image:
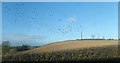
[2,0,120,2]
[2,2,118,46]
[0,2,2,45]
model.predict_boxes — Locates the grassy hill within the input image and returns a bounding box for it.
[2,40,119,61]
[25,40,118,53]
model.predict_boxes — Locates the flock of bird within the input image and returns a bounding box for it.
[3,3,80,36]
[3,3,113,41]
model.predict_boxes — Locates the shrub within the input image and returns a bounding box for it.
[16,45,31,51]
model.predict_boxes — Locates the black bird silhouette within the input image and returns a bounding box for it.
[58,19,61,22]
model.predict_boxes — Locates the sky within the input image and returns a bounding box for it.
[0,2,1,45]
[2,0,120,2]
[2,2,118,46]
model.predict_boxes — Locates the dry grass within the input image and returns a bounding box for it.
[3,44,118,61]
[26,40,118,53]
[2,40,119,61]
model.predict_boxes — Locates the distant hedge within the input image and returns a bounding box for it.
[16,45,31,51]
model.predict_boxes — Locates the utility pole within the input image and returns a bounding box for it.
[81,31,82,40]
[97,34,99,39]
[103,36,105,40]
[92,34,95,40]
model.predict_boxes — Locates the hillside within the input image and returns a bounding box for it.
[26,40,118,53]
[2,40,119,61]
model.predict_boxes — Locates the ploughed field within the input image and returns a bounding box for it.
[2,40,119,61]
